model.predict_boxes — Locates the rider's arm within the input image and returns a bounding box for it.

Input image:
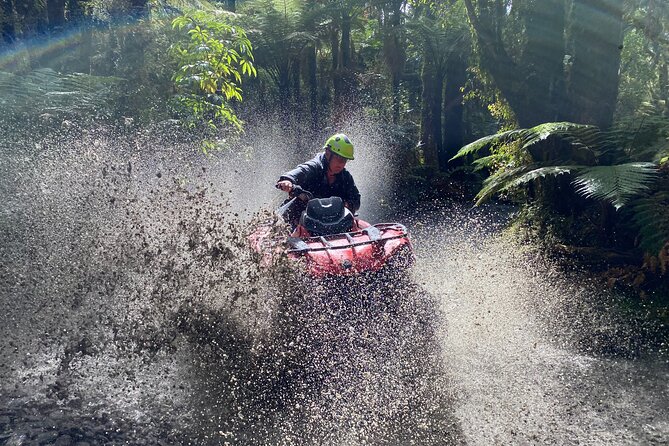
[341,172,361,213]
[278,157,322,190]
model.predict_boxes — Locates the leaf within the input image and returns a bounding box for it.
[475,165,531,205]
[572,162,658,209]
[520,122,598,151]
[471,154,499,171]
[506,165,580,189]
[451,129,525,161]
[632,192,669,254]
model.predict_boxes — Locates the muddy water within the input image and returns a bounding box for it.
[1,123,667,445]
[410,204,669,445]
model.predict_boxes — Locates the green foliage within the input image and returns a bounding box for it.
[451,128,524,160]
[451,122,602,162]
[171,10,256,131]
[632,191,669,254]
[456,121,660,208]
[573,163,658,210]
[620,1,669,117]
[456,119,669,256]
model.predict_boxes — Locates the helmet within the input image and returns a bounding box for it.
[324,133,354,160]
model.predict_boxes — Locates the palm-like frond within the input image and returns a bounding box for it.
[475,164,579,205]
[451,129,524,160]
[520,122,601,153]
[452,122,603,163]
[507,165,580,189]
[572,162,658,210]
[475,165,532,205]
[471,154,498,171]
[283,31,319,44]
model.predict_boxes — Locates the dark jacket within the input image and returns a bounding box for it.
[279,153,361,212]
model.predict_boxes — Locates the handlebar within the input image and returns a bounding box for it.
[275,183,313,201]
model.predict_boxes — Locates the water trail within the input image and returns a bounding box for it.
[0,122,290,443]
[1,113,443,444]
[410,200,668,445]
[1,117,667,445]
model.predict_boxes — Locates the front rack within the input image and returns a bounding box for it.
[286,223,409,253]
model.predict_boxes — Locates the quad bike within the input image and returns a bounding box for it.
[249,186,414,278]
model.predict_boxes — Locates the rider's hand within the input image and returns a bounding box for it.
[276,180,294,193]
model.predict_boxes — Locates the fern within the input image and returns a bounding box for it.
[474,164,580,205]
[451,122,602,163]
[507,165,579,189]
[450,128,524,160]
[475,165,532,205]
[572,163,658,209]
[471,154,498,171]
[632,191,669,254]
[519,122,599,152]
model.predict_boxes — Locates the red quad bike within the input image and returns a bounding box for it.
[249,185,415,279]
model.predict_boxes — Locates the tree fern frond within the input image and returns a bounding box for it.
[572,162,658,209]
[451,129,525,161]
[471,154,500,171]
[506,165,580,189]
[632,192,669,254]
[475,165,531,205]
[520,122,602,155]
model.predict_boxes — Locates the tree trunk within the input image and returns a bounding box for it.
[520,0,567,123]
[420,57,444,168]
[333,10,357,112]
[463,0,568,127]
[340,12,351,69]
[1,0,14,45]
[383,0,405,124]
[305,44,318,129]
[330,27,339,72]
[46,0,67,33]
[291,56,301,105]
[661,62,669,116]
[277,61,291,113]
[442,54,467,168]
[226,0,236,13]
[565,0,624,129]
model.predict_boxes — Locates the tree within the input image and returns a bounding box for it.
[379,0,407,123]
[411,2,470,169]
[46,0,67,33]
[241,0,313,112]
[565,0,625,129]
[171,10,257,131]
[1,0,15,45]
[463,0,625,129]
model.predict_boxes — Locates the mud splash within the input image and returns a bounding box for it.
[409,200,669,445]
[1,120,461,445]
[0,123,285,444]
[2,120,667,446]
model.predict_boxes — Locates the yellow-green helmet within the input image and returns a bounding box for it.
[324,133,354,160]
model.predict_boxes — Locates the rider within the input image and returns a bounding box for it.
[276,133,361,212]
[276,133,364,235]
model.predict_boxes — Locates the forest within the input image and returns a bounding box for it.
[2,0,667,297]
[1,1,669,444]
